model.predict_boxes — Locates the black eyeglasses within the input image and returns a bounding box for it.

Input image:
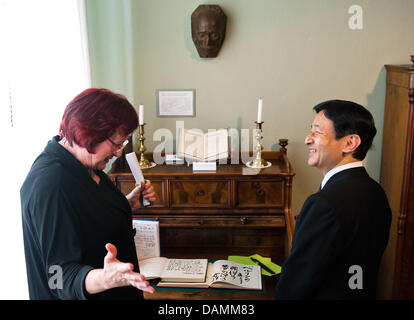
[107,137,129,152]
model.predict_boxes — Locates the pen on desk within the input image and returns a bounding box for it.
[250,257,275,275]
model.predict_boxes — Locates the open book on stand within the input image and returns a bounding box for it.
[177,128,228,162]
[133,219,160,262]
[156,260,262,290]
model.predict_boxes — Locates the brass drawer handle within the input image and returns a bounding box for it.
[256,188,265,196]
[240,217,248,225]
[196,189,205,196]
[198,220,205,225]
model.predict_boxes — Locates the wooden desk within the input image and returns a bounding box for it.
[109,147,294,300]
[144,272,280,300]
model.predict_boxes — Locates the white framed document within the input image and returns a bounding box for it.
[156,89,195,117]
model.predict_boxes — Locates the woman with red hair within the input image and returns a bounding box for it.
[21,88,156,300]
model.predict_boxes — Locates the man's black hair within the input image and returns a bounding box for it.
[313,100,377,161]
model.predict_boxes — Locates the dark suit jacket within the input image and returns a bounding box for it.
[274,167,391,299]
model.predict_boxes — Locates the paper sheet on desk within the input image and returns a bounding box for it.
[228,254,281,276]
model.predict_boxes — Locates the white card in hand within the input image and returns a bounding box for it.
[125,152,150,206]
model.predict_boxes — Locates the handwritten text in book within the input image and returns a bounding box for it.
[165,260,205,275]
[211,264,254,284]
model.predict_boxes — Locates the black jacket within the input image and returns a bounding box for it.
[21,136,143,300]
[275,167,391,299]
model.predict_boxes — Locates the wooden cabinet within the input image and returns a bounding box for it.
[170,180,231,208]
[379,57,414,299]
[236,180,284,208]
[109,148,294,266]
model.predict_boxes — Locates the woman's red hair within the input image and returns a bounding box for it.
[59,88,138,153]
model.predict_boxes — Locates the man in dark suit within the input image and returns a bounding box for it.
[274,100,391,299]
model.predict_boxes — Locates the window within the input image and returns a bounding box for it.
[0,0,90,299]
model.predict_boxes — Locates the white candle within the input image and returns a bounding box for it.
[139,105,144,125]
[257,98,263,123]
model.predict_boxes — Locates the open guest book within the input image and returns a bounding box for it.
[177,128,228,162]
[133,220,262,290]
[156,260,262,290]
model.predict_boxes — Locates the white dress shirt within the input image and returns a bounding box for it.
[320,161,364,190]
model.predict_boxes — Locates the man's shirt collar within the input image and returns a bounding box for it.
[321,161,364,190]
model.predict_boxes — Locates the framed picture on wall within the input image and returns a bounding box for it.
[156,89,195,117]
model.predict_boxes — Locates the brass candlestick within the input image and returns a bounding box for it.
[138,123,153,169]
[246,121,271,168]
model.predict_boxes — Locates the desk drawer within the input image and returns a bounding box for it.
[115,178,166,207]
[170,180,231,208]
[135,215,285,228]
[236,180,284,208]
